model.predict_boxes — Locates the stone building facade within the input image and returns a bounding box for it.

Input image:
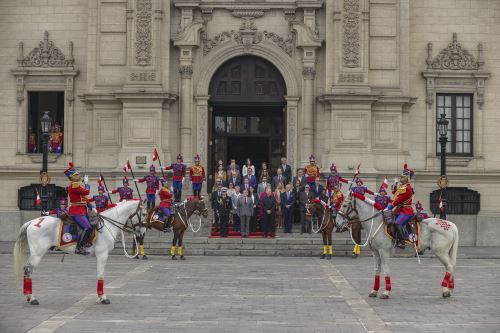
[0,0,499,245]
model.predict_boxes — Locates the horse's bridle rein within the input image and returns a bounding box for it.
[97,202,144,234]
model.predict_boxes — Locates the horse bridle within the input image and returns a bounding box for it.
[338,193,383,224]
[97,202,144,234]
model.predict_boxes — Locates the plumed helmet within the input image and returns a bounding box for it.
[355,177,363,185]
[379,186,387,193]
[176,153,183,162]
[309,154,315,161]
[63,162,79,180]
[98,185,105,192]
[123,176,129,185]
[59,198,67,205]
[401,163,414,179]
[330,163,337,173]
[194,154,201,162]
[415,201,423,210]
[149,164,156,173]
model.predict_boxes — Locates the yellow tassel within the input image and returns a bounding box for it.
[170,245,176,256]
[328,245,333,255]
[356,244,361,255]
[323,245,327,254]
[178,246,183,256]
[139,245,145,256]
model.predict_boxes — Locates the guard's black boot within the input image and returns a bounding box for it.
[395,225,406,249]
[75,229,91,255]
[163,217,172,233]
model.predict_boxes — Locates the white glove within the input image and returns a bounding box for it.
[182,177,185,184]
[83,175,89,184]
[41,211,48,216]
[133,178,139,182]
[108,190,113,194]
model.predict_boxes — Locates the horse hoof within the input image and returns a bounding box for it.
[101,298,111,304]
[327,255,332,260]
[142,255,148,260]
[30,299,39,305]
[368,292,378,298]
[134,256,139,260]
[442,291,451,298]
[180,255,186,261]
[171,255,177,260]
[351,253,358,259]
[379,293,390,299]
[320,254,325,259]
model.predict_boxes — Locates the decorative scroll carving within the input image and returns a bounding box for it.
[17,31,74,68]
[179,65,193,79]
[338,73,364,83]
[343,0,360,68]
[201,20,293,56]
[427,33,481,70]
[135,0,153,66]
[229,7,267,19]
[302,67,316,79]
[130,72,156,81]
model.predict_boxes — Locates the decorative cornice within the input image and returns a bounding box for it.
[427,33,482,71]
[302,67,316,79]
[17,31,75,68]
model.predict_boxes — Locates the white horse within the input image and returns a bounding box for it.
[13,199,145,305]
[338,193,459,299]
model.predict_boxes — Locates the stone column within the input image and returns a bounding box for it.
[179,64,193,163]
[302,66,316,163]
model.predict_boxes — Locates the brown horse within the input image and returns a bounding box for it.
[143,197,208,260]
[306,201,336,259]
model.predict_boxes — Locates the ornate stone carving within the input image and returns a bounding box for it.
[427,33,481,70]
[338,73,364,83]
[135,0,153,66]
[130,72,156,81]
[16,77,24,103]
[229,7,267,19]
[17,31,74,68]
[179,65,193,79]
[201,7,213,23]
[302,67,316,79]
[201,20,293,56]
[343,0,360,68]
[284,8,296,22]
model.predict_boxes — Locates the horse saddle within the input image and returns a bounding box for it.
[384,221,420,248]
[57,222,96,249]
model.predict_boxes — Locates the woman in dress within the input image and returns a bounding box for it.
[214,164,228,186]
[259,161,271,183]
[242,158,254,178]
[274,182,285,229]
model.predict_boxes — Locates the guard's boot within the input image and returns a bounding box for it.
[395,225,406,249]
[163,216,172,233]
[75,229,92,255]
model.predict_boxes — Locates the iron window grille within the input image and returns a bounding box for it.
[430,187,480,215]
[18,184,67,211]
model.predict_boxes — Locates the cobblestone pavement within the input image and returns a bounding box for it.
[0,254,499,333]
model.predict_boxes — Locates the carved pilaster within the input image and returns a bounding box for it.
[302,67,316,80]
[179,65,193,79]
[343,0,361,68]
[15,76,24,103]
[135,0,153,66]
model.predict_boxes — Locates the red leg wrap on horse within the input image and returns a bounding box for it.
[23,276,32,295]
[449,277,454,289]
[97,279,104,296]
[385,276,392,291]
[373,275,380,291]
[441,272,451,287]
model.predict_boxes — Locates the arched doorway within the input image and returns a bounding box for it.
[207,56,287,188]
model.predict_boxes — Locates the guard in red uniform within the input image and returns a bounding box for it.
[49,123,63,154]
[304,155,321,188]
[163,154,186,202]
[158,178,173,232]
[351,178,374,195]
[138,165,160,210]
[110,176,134,201]
[190,154,205,198]
[89,184,109,213]
[387,163,415,248]
[375,186,391,209]
[64,162,92,255]
[415,201,430,220]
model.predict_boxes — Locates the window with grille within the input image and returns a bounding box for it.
[18,184,67,211]
[430,187,480,215]
[436,94,473,156]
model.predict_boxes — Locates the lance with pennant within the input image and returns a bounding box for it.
[348,163,361,192]
[99,173,113,204]
[152,148,166,179]
[126,160,142,200]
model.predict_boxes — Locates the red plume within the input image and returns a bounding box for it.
[403,163,408,169]
[68,162,74,168]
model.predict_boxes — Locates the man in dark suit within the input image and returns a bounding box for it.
[312,178,324,199]
[272,167,287,191]
[299,184,314,234]
[237,189,254,237]
[216,187,232,237]
[281,183,295,233]
[210,182,223,233]
[228,170,241,189]
[279,157,292,185]
[292,168,307,191]
[226,159,240,174]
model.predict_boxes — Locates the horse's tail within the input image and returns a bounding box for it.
[14,222,30,289]
[449,224,459,268]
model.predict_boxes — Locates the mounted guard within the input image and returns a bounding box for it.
[159,178,174,232]
[387,163,415,249]
[64,162,93,255]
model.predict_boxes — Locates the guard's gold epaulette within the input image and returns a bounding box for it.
[71,182,82,189]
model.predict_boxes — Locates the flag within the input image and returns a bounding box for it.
[127,160,132,170]
[355,164,361,176]
[123,160,131,173]
[381,177,389,189]
[438,194,444,211]
[152,148,159,162]
[35,190,41,206]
